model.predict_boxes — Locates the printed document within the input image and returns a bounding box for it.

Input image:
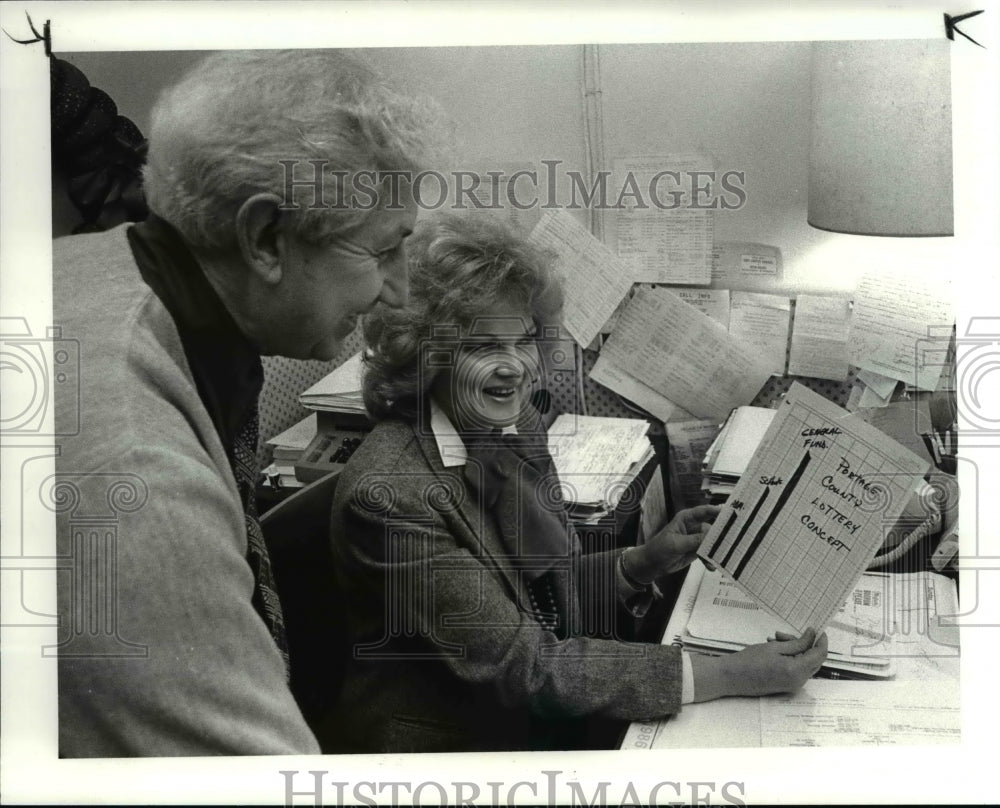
[598,286,772,421]
[528,209,634,348]
[710,241,782,287]
[727,292,791,376]
[847,268,953,390]
[788,294,852,381]
[613,155,714,285]
[589,354,693,423]
[675,288,731,329]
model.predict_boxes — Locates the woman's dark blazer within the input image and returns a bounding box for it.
[323,415,683,752]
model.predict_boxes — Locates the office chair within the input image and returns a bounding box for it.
[259,470,345,738]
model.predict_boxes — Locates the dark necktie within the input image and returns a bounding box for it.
[463,434,573,639]
[232,399,291,677]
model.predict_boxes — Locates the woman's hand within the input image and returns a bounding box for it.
[690,629,829,702]
[626,505,721,582]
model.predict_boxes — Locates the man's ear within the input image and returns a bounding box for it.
[235,193,286,285]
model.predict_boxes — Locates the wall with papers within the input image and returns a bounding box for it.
[65,42,953,294]
[61,45,955,436]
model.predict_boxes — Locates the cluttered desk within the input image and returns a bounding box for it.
[621,559,960,749]
[620,382,960,750]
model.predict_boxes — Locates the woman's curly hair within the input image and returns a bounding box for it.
[362,214,563,422]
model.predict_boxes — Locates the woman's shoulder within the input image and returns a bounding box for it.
[342,418,425,479]
[333,417,436,516]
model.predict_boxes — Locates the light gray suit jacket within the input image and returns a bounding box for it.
[325,415,683,752]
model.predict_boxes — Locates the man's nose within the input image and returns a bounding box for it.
[378,250,409,309]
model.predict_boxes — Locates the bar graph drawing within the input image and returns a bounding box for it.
[698,383,930,632]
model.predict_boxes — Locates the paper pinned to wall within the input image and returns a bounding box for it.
[728,292,791,376]
[847,268,953,391]
[787,294,852,381]
[612,155,714,285]
[597,286,772,422]
[675,288,731,329]
[528,209,635,348]
[589,355,693,423]
[462,163,541,235]
[698,383,930,633]
[710,241,783,287]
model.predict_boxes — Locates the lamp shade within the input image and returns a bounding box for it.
[808,40,953,237]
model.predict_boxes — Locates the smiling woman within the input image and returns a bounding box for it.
[325,214,826,753]
[360,214,563,423]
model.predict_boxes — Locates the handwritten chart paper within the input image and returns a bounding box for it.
[847,268,953,390]
[528,209,634,348]
[698,383,930,633]
[598,286,772,422]
[788,294,852,381]
[728,292,792,376]
[613,155,714,285]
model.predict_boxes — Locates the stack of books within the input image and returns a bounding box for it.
[700,406,776,503]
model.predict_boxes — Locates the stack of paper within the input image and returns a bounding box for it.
[682,568,895,679]
[299,352,366,415]
[266,413,318,463]
[546,414,653,521]
[700,406,776,503]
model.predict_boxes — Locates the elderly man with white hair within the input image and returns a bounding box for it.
[53,50,433,756]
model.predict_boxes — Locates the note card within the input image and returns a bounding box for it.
[528,209,634,348]
[787,294,852,381]
[710,242,783,287]
[598,286,772,422]
[613,155,714,285]
[698,383,930,633]
[848,268,953,391]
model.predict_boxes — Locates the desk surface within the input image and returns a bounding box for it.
[621,561,960,749]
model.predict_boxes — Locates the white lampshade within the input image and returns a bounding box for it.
[808,39,953,237]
